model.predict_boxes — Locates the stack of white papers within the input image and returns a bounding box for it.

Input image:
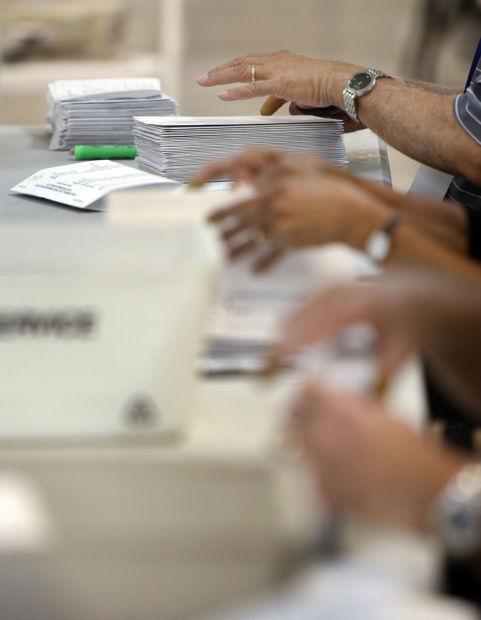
[48,78,178,151]
[133,116,346,182]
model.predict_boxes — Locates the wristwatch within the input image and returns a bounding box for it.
[435,463,481,558]
[365,213,402,266]
[343,68,392,123]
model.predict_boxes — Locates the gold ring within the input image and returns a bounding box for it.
[251,65,256,83]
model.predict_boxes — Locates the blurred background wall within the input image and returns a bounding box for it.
[0,0,480,189]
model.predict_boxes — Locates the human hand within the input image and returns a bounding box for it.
[197,50,360,111]
[190,147,342,189]
[190,147,288,188]
[206,163,389,272]
[272,269,481,381]
[287,100,364,133]
[289,383,466,531]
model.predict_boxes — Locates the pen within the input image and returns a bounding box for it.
[70,145,138,160]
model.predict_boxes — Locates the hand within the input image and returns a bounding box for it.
[207,165,390,272]
[197,50,360,111]
[190,147,342,188]
[289,383,466,531]
[273,269,481,380]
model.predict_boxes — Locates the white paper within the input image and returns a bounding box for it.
[47,78,177,150]
[48,77,163,102]
[10,161,177,209]
[135,115,340,126]
[133,115,346,182]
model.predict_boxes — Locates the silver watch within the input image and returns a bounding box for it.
[436,463,481,558]
[365,213,402,266]
[343,68,391,123]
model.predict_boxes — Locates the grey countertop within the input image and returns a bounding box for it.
[0,126,137,220]
[0,125,391,221]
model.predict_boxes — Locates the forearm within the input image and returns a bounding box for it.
[347,197,477,273]
[404,79,461,96]
[344,174,468,254]
[329,73,481,185]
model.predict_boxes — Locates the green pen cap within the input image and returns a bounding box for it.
[73,145,138,160]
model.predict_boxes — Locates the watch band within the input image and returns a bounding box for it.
[343,68,391,123]
[343,90,358,123]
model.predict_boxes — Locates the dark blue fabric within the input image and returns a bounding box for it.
[446,37,481,259]
[464,36,481,90]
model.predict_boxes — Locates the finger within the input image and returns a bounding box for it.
[261,96,287,116]
[197,55,264,86]
[190,155,251,188]
[207,205,242,224]
[207,196,259,224]
[218,80,281,102]
[228,238,258,260]
[191,148,284,188]
[221,221,250,241]
[252,240,286,273]
[200,64,257,86]
[278,284,374,355]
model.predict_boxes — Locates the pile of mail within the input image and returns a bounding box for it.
[133,116,346,182]
[47,78,178,151]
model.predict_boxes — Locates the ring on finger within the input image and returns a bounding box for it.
[251,65,256,83]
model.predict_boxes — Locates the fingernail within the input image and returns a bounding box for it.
[197,73,209,84]
[218,90,229,99]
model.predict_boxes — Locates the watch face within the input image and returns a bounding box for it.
[348,72,374,93]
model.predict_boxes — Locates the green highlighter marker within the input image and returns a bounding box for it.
[71,145,138,160]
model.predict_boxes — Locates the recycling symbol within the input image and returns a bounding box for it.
[124,395,160,428]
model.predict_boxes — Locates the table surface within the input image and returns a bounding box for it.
[0,124,390,219]
[0,125,457,620]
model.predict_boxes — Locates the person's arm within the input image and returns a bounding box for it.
[274,265,481,421]
[404,79,461,95]
[291,385,481,570]
[289,383,468,532]
[201,155,472,273]
[193,148,469,255]
[198,51,481,185]
[328,75,481,186]
[337,173,468,255]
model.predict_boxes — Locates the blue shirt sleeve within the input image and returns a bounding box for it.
[454,76,481,146]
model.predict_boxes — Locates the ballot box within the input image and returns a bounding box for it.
[0,223,220,441]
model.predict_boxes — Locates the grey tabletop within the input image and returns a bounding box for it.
[0,125,137,221]
[0,125,391,221]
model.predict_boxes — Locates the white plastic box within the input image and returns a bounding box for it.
[0,222,220,441]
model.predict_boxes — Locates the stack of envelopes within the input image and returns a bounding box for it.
[47,78,178,151]
[133,116,346,182]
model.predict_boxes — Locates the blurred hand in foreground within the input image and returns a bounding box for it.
[273,269,481,418]
[290,383,467,531]
[194,149,390,272]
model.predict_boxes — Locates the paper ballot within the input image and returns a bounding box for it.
[10,161,177,209]
[133,116,346,182]
[47,78,178,150]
